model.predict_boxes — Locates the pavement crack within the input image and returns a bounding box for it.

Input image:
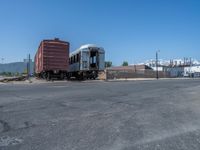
[0,120,11,133]
[23,121,36,129]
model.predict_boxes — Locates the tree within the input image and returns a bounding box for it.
[15,72,20,76]
[1,72,13,76]
[122,61,128,66]
[7,72,12,76]
[23,68,28,74]
[105,61,112,68]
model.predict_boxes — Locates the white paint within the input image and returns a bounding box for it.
[151,67,164,71]
[184,65,200,77]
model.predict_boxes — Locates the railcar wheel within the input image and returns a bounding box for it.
[60,73,64,80]
[42,73,46,79]
[47,72,51,81]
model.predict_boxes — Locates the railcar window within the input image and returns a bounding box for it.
[83,61,87,68]
[76,54,79,62]
[93,56,96,63]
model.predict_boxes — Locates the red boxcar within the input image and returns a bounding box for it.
[34,38,69,80]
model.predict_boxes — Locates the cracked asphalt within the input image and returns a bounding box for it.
[0,79,200,150]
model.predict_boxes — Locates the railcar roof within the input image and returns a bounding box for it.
[37,39,69,53]
[70,44,105,56]
[42,39,69,44]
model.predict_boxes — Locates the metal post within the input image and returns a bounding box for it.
[156,51,159,79]
[189,57,192,78]
[27,57,29,79]
[27,54,30,79]
[28,54,31,78]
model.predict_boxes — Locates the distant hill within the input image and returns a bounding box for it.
[0,62,34,74]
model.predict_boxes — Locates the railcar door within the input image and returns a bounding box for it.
[89,50,99,70]
[81,50,90,70]
[98,51,105,70]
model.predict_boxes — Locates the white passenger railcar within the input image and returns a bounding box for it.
[69,44,105,79]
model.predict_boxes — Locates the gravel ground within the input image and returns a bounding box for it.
[0,79,200,150]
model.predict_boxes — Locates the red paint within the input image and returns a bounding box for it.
[34,39,69,74]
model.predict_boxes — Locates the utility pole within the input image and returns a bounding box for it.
[156,50,160,79]
[27,54,31,79]
[189,57,192,78]
[28,54,31,78]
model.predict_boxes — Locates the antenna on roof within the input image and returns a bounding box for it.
[54,38,59,41]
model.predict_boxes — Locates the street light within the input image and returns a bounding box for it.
[156,50,160,79]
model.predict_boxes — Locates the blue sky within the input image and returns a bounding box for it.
[0,0,200,65]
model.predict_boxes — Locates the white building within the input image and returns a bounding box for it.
[151,66,165,71]
[184,65,200,77]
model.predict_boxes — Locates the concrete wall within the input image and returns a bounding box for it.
[106,69,170,79]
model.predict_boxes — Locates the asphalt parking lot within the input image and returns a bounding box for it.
[1,79,200,150]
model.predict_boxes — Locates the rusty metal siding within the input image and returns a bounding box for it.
[106,66,171,79]
[34,39,69,74]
